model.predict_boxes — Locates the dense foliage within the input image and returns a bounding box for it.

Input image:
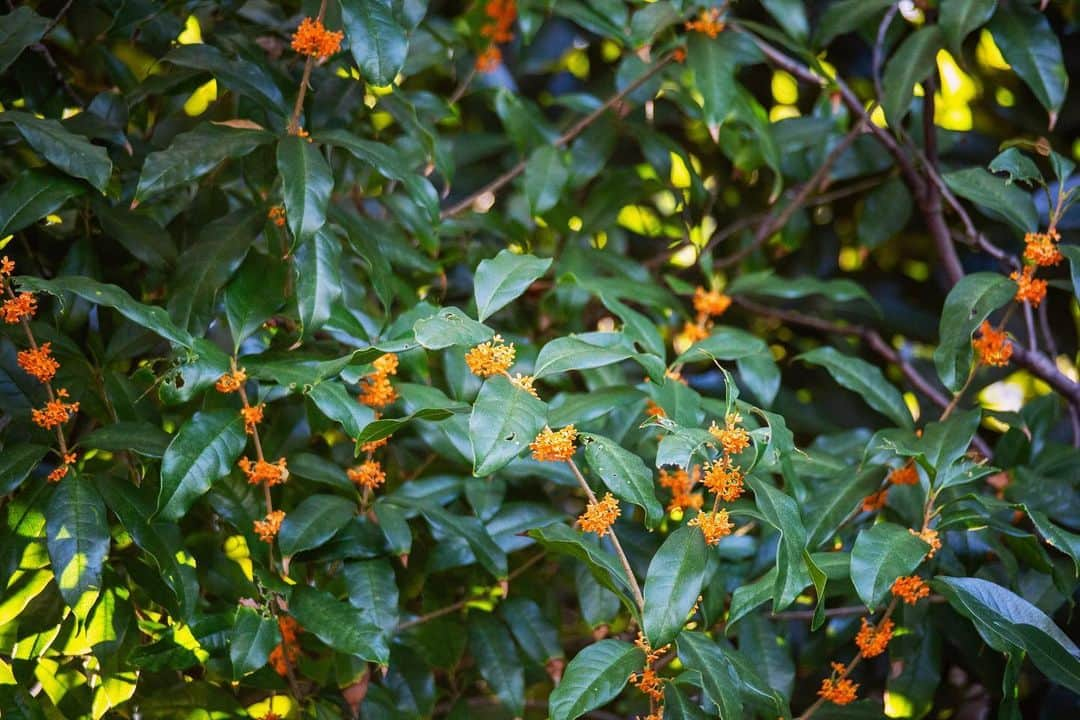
[2,0,1080,718]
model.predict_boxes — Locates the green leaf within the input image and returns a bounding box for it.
[524,145,570,215]
[676,632,744,719]
[675,326,767,365]
[387,497,507,579]
[933,272,1016,391]
[278,494,357,557]
[288,585,389,665]
[134,123,273,202]
[942,167,1038,234]
[83,422,172,458]
[549,639,642,720]
[799,346,913,429]
[295,227,343,338]
[500,597,563,664]
[815,0,894,46]
[468,614,524,716]
[307,381,377,439]
[1060,245,1080,299]
[656,425,715,469]
[343,559,399,632]
[92,200,177,268]
[528,523,638,613]
[987,3,1068,126]
[761,0,809,43]
[941,0,997,55]
[230,609,279,677]
[356,407,462,445]
[469,375,547,477]
[0,169,85,237]
[0,7,49,73]
[857,176,912,249]
[534,333,635,379]
[804,468,886,548]
[474,249,552,322]
[688,32,736,127]
[850,522,929,608]
[934,576,1080,693]
[882,27,943,128]
[413,307,494,349]
[629,2,682,45]
[224,252,287,349]
[340,0,409,86]
[643,525,709,648]
[157,410,247,521]
[989,147,1044,187]
[162,44,287,122]
[18,275,195,348]
[1024,507,1080,577]
[277,135,333,245]
[0,111,112,192]
[746,477,810,611]
[46,473,109,611]
[582,433,664,529]
[0,444,48,495]
[728,270,878,311]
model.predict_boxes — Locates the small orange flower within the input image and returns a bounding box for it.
[1011,266,1047,307]
[241,403,264,434]
[693,286,732,318]
[291,17,343,59]
[47,465,70,482]
[348,459,386,489]
[269,615,302,675]
[888,462,919,486]
[481,0,517,43]
[912,526,941,558]
[686,8,725,38]
[709,413,750,456]
[644,399,666,418]
[818,675,858,705]
[31,388,79,429]
[689,508,733,545]
[268,205,286,227]
[678,320,709,345]
[578,492,620,537]
[861,488,889,511]
[465,335,516,377]
[254,509,286,543]
[1,291,37,324]
[360,435,390,454]
[475,45,502,72]
[0,256,15,276]
[892,575,930,605]
[17,342,60,383]
[509,373,538,397]
[629,666,664,703]
[238,457,289,486]
[259,713,282,720]
[215,368,247,394]
[855,616,894,658]
[358,372,398,408]
[1023,231,1063,267]
[530,425,578,462]
[672,47,687,63]
[973,321,1012,367]
[702,459,743,502]
[373,353,399,376]
[659,467,703,511]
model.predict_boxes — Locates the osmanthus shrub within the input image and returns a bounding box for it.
[2,1,1080,719]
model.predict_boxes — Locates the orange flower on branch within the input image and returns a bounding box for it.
[1,291,37,324]
[291,17,344,60]
[359,371,398,408]
[481,0,516,43]
[241,403,265,434]
[254,509,286,542]
[465,335,516,377]
[678,320,709,345]
[269,615,302,675]
[689,508,733,545]
[215,368,247,394]
[892,575,930,605]
[686,8,725,38]
[702,458,743,501]
[32,388,79,429]
[709,413,750,455]
[912,526,941,558]
[888,462,919,486]
[644,399,666,419]
[578,492,620,537]
[973,321,1012,367]
[854,616,894,658]
[693,286,732,318]
[373,353,399,376]
[238,457,289,486]
[17,342,60,383]
[48,452,78,482]
[509,373,538,397]
[818,669,858,706]
[360,435,390,454]
[348,459,386,489]
[0,256,14,277]
[268,205,286,227]
[475,46,502,73]
[861,488,889,511]
[659,467,703,511]
[1023,230,1063,267]
[1011,266,1047,307]
[530,425,578,461]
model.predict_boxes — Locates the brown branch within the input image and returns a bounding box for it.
[440,54,675,220]
[286,0,329,135]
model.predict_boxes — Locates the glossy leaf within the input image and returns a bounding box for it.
[157,410,247,521]
[0,112,112,192]
[340,0,409,86]
[676,632,744,719]
[882,27,943,128]
[468,613,524,716]
[474,249,552,321]
[469,375,547,477]
[135,124,272,202]
[294,227,343,338]
[943,167,1038,234]
[988,3,1068,125]
[277,135,333,245]
[850,522,929,608]
[0,169,85,237]
[799,346,913,429]
[46,473,109,611]
[230,610,279,677]
[582,433,664,528]
[549,639,642,720]
[413,307,494,349]
[643,525,709,647]
[933,272,1016,391]
[0,6,49,72]
[277,494,356,557]
[288,585,389,665]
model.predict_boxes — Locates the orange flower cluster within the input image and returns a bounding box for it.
[629,633,667,713]
[239,457,289,486]
[818,663,858,705]
[689,508,733,545]
[912,527,941,558]
[703,459,743,502]
[215,368,247,394]
[242,403,265,434]
[1023,229,1062,267]
[348,459,386,489]
[465,335,516,377]
[475,46,502,73]
[360,435,390,454]
[644,399,666,419]
[2,291,36,324]
[861,488,888,511]
[509,372,538,397]
[693,286,732,318]
[17,343,60,383]
[578,492,620,537]
[32,389,79,430]
[359,353,399,408]
[973,321,1012,367]
[531,425,578,462]
[888,462,919,486]
[678,320,709,345]
[709,413,750,455]
[0,257,13,276]
[476,0,516,72]
[1011,266,1047,307]
[254,509,286,543]
[659,467,703,511]
[48,452,78,483]
[268,205,286,227]
[892,575,930,605]
[855,617,894,658]
[686,8,725,38]
[291,17,343,60]
[269,616,302,676]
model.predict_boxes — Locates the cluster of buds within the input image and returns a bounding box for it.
[475,0,516,72]
[863,460,921,512]
[685,7,725,38]
[268,615,302,676]
[465,335,538,396]
[291,17,343,61]
[682,412,748,546]
[629,632,668,717]
[359,353,399,408]
[675,285,732,351]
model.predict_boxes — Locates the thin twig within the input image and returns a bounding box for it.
[286,0,329,135]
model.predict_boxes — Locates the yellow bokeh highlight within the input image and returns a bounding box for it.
[670,152,691,188]
[247,695,297,720]
[884,690,916,718]
[617,205,662,236]
[769,104,800,122]
[183,79,218,116]
[565,49,590,79]
[177,15,202,45]
[771,70,798,105]
[976,30,1010,71]
[995,87,1015,107]
[934,50,975,131]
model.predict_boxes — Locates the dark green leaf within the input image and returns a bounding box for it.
[469,375,547,477]
[0,169,85,237]
[942,167,1038,234]
[46,473,109,611]
[1024,506,1080,577]
[0,7,49,73]
[728,270,878,311]
[549,639,642,720]
[224,252,286,348]
[343,559,399,632]
[933,272,1016,391]
[295,227,343,338]
[582,433,664,529]
[474,249,552,321]
[857,175,912,249]
[413,307,494,349]
[388,497,507,579]
[528,523,638,613]
[761,0,809,43]
[850,522,929,608]
[989,147,1044,187]
[534,333,635,379]
[746,476,810,611]
[278,494,357,557]
[988,3,1068,125]
[500,597,563,664]
[163,45,288,122]
[340,0,409,86]
[288,585,389,665]
[688,32,736,127]
[799,346,913,429]
[815,0,894,46]
[82,422,171,458]
[0,444,48,495]
[356,407,463,445]
[307,381,377,439]
[882,27,943,128]
[92,200,176,268]
[230,609,279,677]
[157,410,247,521]
[468,614,524,716]
[524,146,570,215]
[0,112,112,192]
[277,135,333,245]
[941,0,997,55]
[643,525,709,647]
[676,632,744,719]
